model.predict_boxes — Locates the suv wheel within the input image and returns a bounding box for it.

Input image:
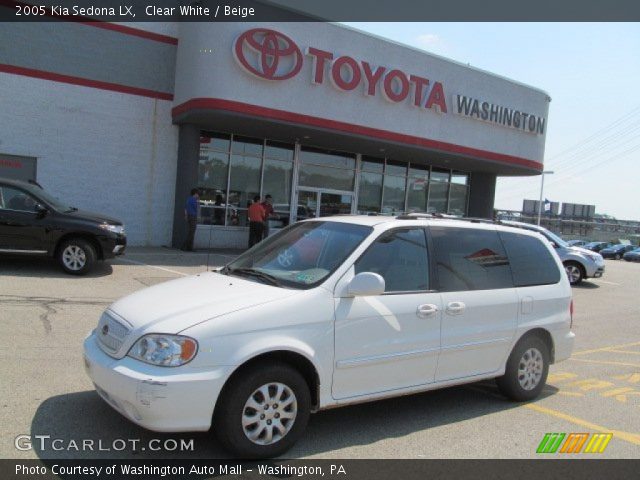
[58,238,96,275]
[214,363,311,458]
[497,335,549,402]
[563,262,584,285]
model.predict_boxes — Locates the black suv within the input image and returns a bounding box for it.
[0,177,126,274]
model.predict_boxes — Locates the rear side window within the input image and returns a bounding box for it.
[430,227,513,291]
[355,228,429,292]
[499,231,561,287]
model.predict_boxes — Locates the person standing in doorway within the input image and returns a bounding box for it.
[182,188,199,252]
[247,195,265,248]
[261,194,276,240]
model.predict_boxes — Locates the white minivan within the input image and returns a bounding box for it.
[84,215,575,457]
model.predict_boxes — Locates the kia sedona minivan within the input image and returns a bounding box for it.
[84,215,574,458]
[0,177,126,274]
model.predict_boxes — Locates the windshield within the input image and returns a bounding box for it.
[23,183,73,212]
[541,228,569,248]
[224,221,372,289]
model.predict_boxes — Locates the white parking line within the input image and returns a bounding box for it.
[115,258,190,277]
[592,279,621,286]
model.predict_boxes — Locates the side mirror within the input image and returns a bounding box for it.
[34,203,48,217]
[550,241,558,248]
[347,272,385,297]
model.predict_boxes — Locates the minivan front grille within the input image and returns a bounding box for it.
[96,311,130,355]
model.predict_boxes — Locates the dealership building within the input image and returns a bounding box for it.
[0,20,550,247]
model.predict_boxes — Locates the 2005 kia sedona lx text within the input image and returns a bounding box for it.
[84,215,575,457]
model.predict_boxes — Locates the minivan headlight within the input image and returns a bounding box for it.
[100,224,125,235]
[127,334,198,367]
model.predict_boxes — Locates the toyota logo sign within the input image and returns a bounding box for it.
[233,28,303,81]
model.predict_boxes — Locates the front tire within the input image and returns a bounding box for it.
[564,261,584,285]
[58,238,96,275]
[496,335,549,402]
[213,363,311,458]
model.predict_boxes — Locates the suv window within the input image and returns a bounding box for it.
[355,228,429,292]
[430,226,512,291]
[0,186,37,212]
[499,231,561,287]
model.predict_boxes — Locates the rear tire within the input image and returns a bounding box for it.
[57,238,96,275]
[563,261,584,285]
[213,363,311,458]
[496,335,549,402]
[615,253,621,260]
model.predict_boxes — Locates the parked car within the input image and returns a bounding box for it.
[623,248,640,262]
[0,177,126,274]
[500,221,604,285]
[567,239,588,247]
[583,241,613,253]
[84,215,574,458]
[600,244,636,260]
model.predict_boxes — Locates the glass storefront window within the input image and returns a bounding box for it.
[427,168,450,214]
[385,160,407,176]
[406,164,429,212]
[227,154,262,226]
[300,147,356,169]
[361,156,384,173]
[448,172,469,216]
[448,183,468,216]
[382,174,406,215]
[231,136,263,156]
[265,141,294,161]
[358,171,383,214]
[299,163,355,191]
[198,149,229,225]
[200,132,231,152]
[263,158,293,228]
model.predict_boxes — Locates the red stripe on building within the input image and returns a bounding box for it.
[79,22,178,45]
[0,64,174,100]
[172,98,544,171]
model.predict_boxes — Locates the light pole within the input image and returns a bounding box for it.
[537,170,554,225]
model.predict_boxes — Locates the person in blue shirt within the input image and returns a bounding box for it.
[181,188,199,251]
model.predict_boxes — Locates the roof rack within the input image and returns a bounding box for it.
[396,213,497,224]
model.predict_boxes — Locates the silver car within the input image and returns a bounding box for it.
[501,221,605,285]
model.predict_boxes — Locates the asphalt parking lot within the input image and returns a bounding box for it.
[1,249,638,459]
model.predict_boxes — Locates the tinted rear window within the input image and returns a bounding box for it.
[430,227,513,291]
[498,231,561,287]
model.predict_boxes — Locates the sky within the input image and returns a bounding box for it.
[344,23,640,220]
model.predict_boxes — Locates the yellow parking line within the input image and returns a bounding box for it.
[524,403,640,446]
[467,385,640,447]
[568,358,640,368]
[608,350,640,355]
[573,341,640,356]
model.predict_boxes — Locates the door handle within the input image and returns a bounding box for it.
[417,303,439,316]
[446,301,466,315]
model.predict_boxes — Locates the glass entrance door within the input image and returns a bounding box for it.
[296,189,353,221]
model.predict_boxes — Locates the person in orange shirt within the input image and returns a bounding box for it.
[247,195,266,248]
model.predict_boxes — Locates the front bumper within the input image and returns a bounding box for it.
[83,332,232,432]
[99,234,127,259]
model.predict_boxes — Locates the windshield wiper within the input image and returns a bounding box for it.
[227,267,282,287]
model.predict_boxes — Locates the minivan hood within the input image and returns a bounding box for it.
[108,272,297,334]
[61,208,122,225]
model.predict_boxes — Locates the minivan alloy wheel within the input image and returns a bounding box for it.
[62,245,87,270]
[242,382,297,445]
[517,348,544,391]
